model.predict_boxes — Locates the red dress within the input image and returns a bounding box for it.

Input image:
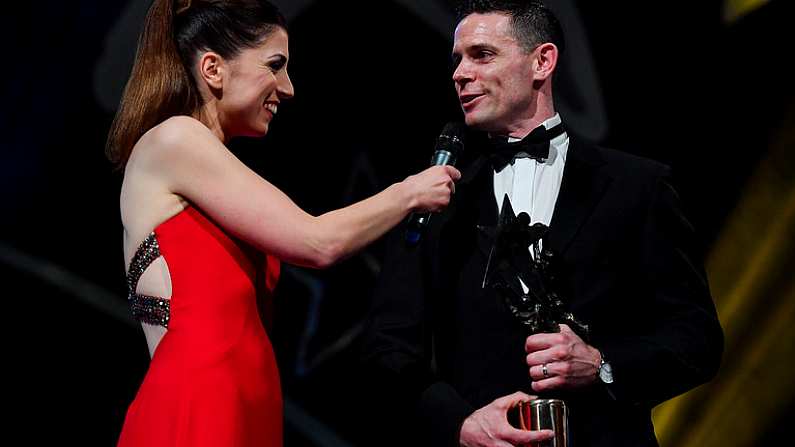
[118,206,282,446]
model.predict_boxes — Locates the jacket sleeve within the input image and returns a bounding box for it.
[599,166,724,407]
[360,223,475,446]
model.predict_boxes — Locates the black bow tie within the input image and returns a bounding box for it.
[488,123,566,172]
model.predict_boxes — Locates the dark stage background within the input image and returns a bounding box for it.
[3,1,793,446]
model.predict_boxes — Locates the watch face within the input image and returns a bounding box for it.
[600,362,614,384]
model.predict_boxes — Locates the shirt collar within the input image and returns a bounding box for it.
[504,113,568,165]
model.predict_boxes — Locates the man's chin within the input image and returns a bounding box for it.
[464,114,500,133]
[463,113,486,129]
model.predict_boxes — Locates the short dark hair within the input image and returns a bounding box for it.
[455,0,565,54]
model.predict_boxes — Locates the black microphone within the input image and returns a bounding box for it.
[405,122,466,245]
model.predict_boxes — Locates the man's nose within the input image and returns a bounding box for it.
[452,61,473,86]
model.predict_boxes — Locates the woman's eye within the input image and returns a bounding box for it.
[268,57,286,72]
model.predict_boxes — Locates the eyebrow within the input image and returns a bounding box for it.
[468,43,499,53]
[265,54,288,67]
[451,43,499,61]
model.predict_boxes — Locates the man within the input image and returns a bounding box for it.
[361,1,723,446]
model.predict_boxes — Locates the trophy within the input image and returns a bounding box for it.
[518,399,568,447]
[482,195,587,446]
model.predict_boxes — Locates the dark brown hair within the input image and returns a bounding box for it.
[106,0,286,168]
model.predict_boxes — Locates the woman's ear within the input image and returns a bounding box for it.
[197,51,226,91]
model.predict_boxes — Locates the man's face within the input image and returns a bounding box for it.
[452,13,537,134]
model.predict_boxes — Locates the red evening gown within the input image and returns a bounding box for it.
[117,205,282,446]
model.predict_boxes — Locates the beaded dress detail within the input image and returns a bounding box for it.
[126,233,170,328]
[117,206,282,447]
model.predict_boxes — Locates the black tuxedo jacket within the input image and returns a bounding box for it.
[361,134,723,446]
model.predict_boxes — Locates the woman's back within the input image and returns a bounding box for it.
[119,156,283,445]
[120,117,198,354]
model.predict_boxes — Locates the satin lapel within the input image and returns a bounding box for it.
[446,154,498,260]
[547,138,612,256]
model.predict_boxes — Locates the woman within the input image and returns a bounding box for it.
[108,0,459,445]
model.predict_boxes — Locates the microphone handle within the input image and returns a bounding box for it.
[431,149,456,166]
[405,212,431,245]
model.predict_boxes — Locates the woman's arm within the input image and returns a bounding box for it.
[137,116,459,268]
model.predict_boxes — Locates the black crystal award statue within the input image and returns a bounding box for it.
[482,195,589,447]
[482,195,589,339]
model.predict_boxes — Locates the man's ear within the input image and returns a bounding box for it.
[196,51,226,90]
[532,43,559,81]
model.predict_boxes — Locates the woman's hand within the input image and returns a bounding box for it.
[401,165,462,212]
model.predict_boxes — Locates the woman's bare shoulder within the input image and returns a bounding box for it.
[125,116,228,186]
[136,116,215,157]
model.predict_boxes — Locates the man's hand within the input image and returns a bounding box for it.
[525,324,601,392]
[459,391,555,447]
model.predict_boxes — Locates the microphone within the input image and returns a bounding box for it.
[405,122,466,245]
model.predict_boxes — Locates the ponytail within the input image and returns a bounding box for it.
[105,0,287,169]
[105,0,200,169]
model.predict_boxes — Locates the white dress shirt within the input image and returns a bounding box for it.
[492,113,569,291]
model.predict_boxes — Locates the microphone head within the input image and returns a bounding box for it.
[436,121,466,156]
[440,121,466,138]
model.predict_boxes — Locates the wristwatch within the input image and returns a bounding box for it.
[597,350,614,384]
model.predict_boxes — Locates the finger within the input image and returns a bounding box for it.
[502,427,556,444]
[531,376,566,393]
[528,363,555,381]
[526,347,562,367]
[524,332,563,353]
[445,165,462,180]
[494,391,534,409]
[531,361,567,381]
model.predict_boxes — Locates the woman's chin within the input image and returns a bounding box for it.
[242,123,270,138]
